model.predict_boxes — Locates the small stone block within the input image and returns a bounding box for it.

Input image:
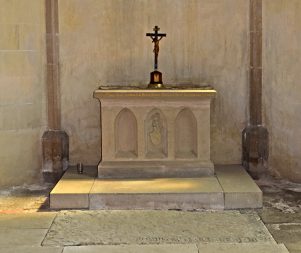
[215,165,262,209]
[50,169,95,209]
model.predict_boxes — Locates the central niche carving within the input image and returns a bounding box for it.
[145,109,167,158]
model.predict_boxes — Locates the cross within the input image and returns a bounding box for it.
[146,26,166,70]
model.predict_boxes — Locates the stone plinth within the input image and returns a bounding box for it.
[94,86,216,178]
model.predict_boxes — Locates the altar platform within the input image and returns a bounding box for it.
[50,165,262,210]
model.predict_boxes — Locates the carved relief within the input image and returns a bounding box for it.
[115,108,138,158]
[175,108,197,158]
[146,109,167,158]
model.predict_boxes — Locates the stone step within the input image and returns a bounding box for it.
[50,165,262,210]
[89,177,224,210]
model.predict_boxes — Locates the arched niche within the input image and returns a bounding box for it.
[145,108,167,158]
[175,108,197,158]
[115,108,138,158]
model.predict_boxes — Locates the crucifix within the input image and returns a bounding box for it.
[146,26,166,88]
[146,26,166,70]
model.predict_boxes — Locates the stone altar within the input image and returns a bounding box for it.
[94,86,216,179]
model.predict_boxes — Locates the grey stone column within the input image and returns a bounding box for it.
[42,0,68,183]
[242,0,268,177]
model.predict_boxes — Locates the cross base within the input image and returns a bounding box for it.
[148,70,164,89]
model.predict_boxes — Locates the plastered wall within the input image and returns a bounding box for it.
[59,0,249,165]
[0,0,46,187]
[263,0,301,182]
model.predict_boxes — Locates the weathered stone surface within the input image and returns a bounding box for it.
[42,130,69,183]
[42,210,275,246]
[258,208,301,224]
[266,223,301,244]
[63,244,198,253]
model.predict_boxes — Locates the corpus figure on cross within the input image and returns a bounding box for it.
[146,26,166,70]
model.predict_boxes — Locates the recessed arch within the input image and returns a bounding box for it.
[175,108,197,158]
[115,108,138,158]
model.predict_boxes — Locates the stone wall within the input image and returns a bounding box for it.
[59,0,249,165]
[263,0,301,182]
[0,0,46,187]
[1,0,300,188]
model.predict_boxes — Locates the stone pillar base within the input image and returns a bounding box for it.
[42,130,69,183]
[242,125,269,178]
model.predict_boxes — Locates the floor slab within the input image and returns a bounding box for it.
[0,212,56,229]
[1,246,63,253]
[0,228,49,246]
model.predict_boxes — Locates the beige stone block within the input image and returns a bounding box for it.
[197,243,289,253]
[0,51,43,77]
[0,24,19,50]
[19,24,44,50]
[0,212,57,229]
[50,169,95,209]
[0,76,44,106]
[63,244,198,253]
[0,128,42,187]
[90,177,224,210]
[0,77,22,104]
[0,103,43,130]
[0,228,48,246]
[215,165,262,209]
[0,0,44,24]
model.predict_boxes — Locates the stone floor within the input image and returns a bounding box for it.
[0,171,300,253]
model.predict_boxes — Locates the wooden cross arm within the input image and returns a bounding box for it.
[146,33,167,37]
